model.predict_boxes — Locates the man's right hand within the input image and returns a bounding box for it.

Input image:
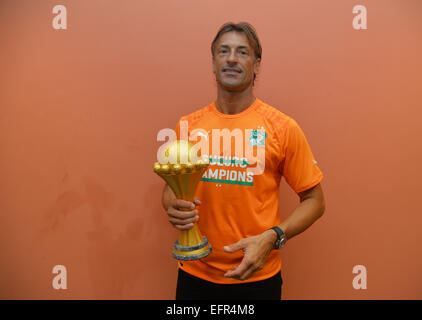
[166,197,201,231]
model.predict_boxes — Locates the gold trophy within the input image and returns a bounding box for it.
[153,140,211,260]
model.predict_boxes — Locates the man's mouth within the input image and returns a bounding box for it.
[222,68,242,75]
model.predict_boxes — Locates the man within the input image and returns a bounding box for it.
[161,22,326,300]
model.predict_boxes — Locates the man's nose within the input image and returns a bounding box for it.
[227,50,239,64]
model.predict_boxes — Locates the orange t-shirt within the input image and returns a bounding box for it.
[174,98,323,284]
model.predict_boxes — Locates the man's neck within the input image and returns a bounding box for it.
[215,86,256,115]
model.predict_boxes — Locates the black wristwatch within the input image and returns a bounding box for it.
[269,226,287,249]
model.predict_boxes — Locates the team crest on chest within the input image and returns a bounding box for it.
[248,126,267,147]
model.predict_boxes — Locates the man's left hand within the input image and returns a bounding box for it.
[223,230,277,281]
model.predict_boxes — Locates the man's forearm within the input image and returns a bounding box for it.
[277,195,325,241]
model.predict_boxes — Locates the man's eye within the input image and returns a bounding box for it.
[240,51,247,55]
[220,50,227,53]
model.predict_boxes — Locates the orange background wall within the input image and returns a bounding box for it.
[1,0,421,299]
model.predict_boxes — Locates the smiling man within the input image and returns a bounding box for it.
[161,22,326,300]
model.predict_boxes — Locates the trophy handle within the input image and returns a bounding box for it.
[177,207,203,246]
[178,224,203,247]
[173,205,212,261]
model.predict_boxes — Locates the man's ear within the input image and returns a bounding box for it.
[212,57,216,75]
[254,58,261,75]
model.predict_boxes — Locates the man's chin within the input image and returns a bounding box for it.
[218,80,249,92]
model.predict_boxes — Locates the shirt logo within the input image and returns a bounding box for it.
[248,128,267,147]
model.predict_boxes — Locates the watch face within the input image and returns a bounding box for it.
[280,237,286,248]
[275,239,281,249]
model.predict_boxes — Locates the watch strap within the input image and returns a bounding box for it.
[270,226,286,249]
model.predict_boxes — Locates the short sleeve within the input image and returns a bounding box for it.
[174,119,181,139]
[174,117,190,140]
[280,118,324,193]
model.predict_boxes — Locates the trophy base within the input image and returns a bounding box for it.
[172,236,212,261]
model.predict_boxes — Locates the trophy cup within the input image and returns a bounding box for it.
[153,140,212,260]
